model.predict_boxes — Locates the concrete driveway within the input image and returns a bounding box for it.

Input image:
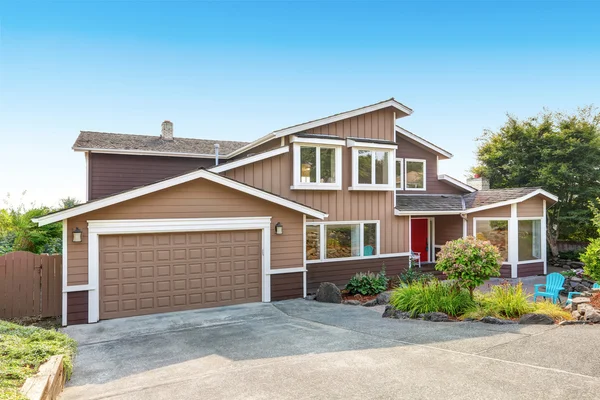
[62,299,600,399]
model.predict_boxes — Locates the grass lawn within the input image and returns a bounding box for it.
[0,321,77,400]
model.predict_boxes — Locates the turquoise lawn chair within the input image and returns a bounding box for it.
[566,282,600,305]
[364,245,374,256]
[533,272,565,304]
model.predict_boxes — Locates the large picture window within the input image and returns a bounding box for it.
[405,159,426,190]
[292,141,342,190]
[475,219,509,261]
[305,221,379,262]
[518,220,542,261]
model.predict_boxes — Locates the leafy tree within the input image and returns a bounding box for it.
[59,197,81,210]
[472,107,600,256]
[435,236,502,297]
[580,199,600,282]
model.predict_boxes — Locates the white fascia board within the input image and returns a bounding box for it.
[273,99,413,139]
[210,146,289,173]
[290,136,346,146]
[73,147,220,159]
[464,189,559,214]
[396,126,453,159]
[346,139,398,150]
[395,210,462,216]
[223,133,277,159]
[33,170,327,226]
[438,174,476,193]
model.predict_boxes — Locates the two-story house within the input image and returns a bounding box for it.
[34,98,557,326]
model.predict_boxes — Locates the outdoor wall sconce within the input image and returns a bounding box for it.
[72,227,82,243]
[275,222,283,235]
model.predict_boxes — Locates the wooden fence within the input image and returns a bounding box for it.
[0,251,62,319]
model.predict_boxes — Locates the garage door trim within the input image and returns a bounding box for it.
[87,217,272,323]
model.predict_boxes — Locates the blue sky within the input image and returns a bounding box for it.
[1,1,599,207]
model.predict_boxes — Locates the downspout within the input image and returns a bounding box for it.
[214,143,220,166]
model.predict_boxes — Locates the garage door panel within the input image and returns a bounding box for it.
[100,230,262,319]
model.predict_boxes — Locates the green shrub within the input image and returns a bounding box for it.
[532,301,573,321]
[435,236,502,296]
[580,238,600,282]
[390,280,475,317]
[398,269,435,285]
[464,282,533,319]
[345,268,388,296]
[558,249,584,261]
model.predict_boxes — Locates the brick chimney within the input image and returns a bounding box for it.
[161,120,173,141]
[467,174,490,191]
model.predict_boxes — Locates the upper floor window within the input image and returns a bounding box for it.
[291,135,344,190]
[348,139,396,191]
[405,159,426,190]
[396,158,404,190]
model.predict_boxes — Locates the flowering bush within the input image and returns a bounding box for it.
[435,236,502,296]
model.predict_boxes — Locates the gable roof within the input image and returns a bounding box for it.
[396,126,453,159]
[395,187,558,216]
[73,131,249,158]
[33,169,328,226]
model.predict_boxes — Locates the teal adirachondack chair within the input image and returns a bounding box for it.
[566,282,600,305]
[533,272,565,304]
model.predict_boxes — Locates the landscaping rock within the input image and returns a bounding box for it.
[593,287,600,293]
[343,300,361,306]
[573,284,590,293]
[570,261,585,268]
[480,316,516,325]
[572,297,591,311]
[584,308,600,323]
[381,305,410,319]
[362,299,379,307]
[376,292,391,305]
[305,294,316,301]
[315,282,342,303]
[424,312,449,322]
[559,320,588,326]
[518,313,555,325]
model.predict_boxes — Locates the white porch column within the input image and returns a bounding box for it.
[509,204,519,278]
[542,200,547,275]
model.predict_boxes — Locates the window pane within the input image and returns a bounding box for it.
[363,223,377,256]
[396,160,402,189]
[374,151,389,184]
[326,224,360,259]
[358,150,372,184]
[306,225,320,260]
[518,220,542,261]
[300,147,317,183]
[475,220,508,261]
[320,148,336,183]
[406,161,425,189]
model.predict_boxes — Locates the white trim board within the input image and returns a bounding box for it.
[74,147,221,159]
[210,146,289,173]
[33,170,328,226]
[438,174,476,193]
[396,126,453,159]
[86,217,273,324]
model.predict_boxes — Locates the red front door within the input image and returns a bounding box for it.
[411,219,429,262]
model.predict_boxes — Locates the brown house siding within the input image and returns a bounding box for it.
[66,178,304,285]
[395,136,465,195]
[517,197,544,217]
[500,263,511,278]
[434,215,464,245]
[271,272,304,300]
[517,262,544,277]
[89,152,214,200]
[67,291,88,325]
[307,256,409,293]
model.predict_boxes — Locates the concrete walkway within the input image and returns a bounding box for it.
[61,300,600,400]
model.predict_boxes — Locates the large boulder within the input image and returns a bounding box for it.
[382,305,410,319]
[584,308,600,323]
[519,313,555,325]
[424,312,449,322]
[315,282,342,303]
[376,291,391,305]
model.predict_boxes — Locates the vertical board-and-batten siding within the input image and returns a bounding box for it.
[66,179,304,285]
[89,153,215,200]
[434,215,464,245]
[225,109,410,255]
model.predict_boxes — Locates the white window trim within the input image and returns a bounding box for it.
[346,138,398,150]
[85,217,273,324]
[516,218,544,263]
[305,220,381,263]
[404,158,427,191]
[396,157,404,191]
[290,135,346,146]
[349,147,395,191]
[291,142,343,190]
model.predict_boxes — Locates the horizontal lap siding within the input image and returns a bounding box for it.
[271,272,304,300]
[500,263,511,278]
[89,153,214,200]
[307,256,409,293]
[435,215,464,245]
[517,197,544,217]
[396,136,465,195]
[67,291,88,325]
[67,179,304,285]
[517,262,544,277]
[225,109,410,255]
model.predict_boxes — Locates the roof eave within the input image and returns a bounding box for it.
[396,126,453,159]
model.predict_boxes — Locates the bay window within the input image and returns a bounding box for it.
[405,159,426,190]
[305,221,379,262]
[291,136,343,190]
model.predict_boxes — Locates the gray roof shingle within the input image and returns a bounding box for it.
[396,187,543,213]
[73,131,249,156]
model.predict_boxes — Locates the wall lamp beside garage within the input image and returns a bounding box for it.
[275,222,283,235]
[72,227,82,242]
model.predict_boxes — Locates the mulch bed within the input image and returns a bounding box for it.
[591,293,600,309]
[340,292,378,303]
